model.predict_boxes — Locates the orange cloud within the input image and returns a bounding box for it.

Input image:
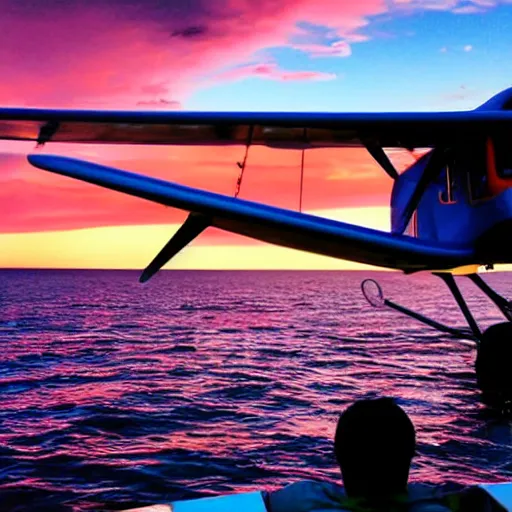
[0,141,400,234]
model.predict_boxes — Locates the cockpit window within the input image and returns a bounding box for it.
[469,167,490,200]
[493,134,512,178]
[458,142,492,201]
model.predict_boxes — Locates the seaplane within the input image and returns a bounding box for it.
[2,87,512,386]
[2,89,512,511]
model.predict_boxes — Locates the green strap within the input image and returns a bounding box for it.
[338,492,463,512]
[338,494,410,512]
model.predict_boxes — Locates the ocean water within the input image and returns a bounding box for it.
[0,269,511,511]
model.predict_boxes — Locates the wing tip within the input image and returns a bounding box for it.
[27,153,43,167]
[27,152,70,171]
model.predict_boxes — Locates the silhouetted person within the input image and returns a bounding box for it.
[475,322,512,407]
[334,396,414,502]
[266,397,452,511]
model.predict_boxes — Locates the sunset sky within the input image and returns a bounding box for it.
[2,0,512,270]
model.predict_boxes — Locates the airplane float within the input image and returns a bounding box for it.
[2,87,512,395]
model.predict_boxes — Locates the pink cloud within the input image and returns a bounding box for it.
[214,62,336,82]
[398,0,501,15]
[1,0,486,110]
[453,5,485,14]
[292,41,352,57]
[140,83,172,95]
[0,0,397,108]
[0,2,283,107]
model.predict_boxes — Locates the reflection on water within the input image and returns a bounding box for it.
[0,270,511,511]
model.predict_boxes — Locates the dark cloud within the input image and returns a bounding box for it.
[171,25,208,38]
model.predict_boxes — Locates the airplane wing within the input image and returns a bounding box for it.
[1,106,512,150]
[27,154,480,280]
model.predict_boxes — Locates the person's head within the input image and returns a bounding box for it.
[334,397,415,499]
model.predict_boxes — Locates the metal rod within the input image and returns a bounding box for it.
[299,149,305,213]
[467,273,512,322]
[435,273,482,342]
[360,279,475,341]
[383,298,475,339]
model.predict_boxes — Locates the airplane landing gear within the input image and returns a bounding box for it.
[362,273,512,405]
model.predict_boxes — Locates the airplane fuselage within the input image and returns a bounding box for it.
[391,138,512,265]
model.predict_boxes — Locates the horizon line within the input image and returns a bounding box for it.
[0,267,395,272]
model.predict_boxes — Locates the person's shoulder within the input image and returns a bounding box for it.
[407,483,460,512]
[267,479,346,512]
[269,478,345,501]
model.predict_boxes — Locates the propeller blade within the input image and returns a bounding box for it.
[140,212,210,283]
[397,146,447,234]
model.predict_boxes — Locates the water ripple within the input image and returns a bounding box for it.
[0,269,510,511]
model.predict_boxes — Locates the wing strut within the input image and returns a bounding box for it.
[467,273,512,322]
[362,139,399,180]
[435,272,482,341]
[139,212,211,283]
[396,146,447,234]
[37,121,60,147]
[361,279,474,340]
